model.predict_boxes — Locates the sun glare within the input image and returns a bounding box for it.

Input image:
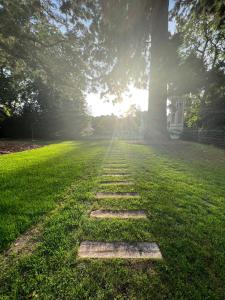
[87,86,148,117]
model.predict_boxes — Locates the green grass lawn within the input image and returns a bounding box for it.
[0,141,105,251]
[0,140,225,299]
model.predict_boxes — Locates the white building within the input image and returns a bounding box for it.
[167,98,185,138]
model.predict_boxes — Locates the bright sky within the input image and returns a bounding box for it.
[87,87,149,117]
[87,0,176,117]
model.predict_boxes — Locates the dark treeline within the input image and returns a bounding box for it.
[0,0,224,142]
[91,107,147,139]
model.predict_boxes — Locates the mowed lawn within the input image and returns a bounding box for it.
[0,140,225,299]
[0,141,106,251]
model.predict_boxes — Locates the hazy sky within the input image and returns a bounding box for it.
[87,0,176,117]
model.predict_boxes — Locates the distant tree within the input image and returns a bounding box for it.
[171,0,225,132]
[92,115,117,137]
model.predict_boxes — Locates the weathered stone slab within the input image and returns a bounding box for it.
[100,181,134,186]
[104,159,127,166]
[104,167,128,170]
[109,158,125,160]
[104,162,126,164]
[78,241,162,259]
[90,210,147,219]
[104,166,127,168]
[102,173,130,176]
[109,156,125,159]
[104,162,127,164]
[103,169,129,173]
[95,192,139,199]
[109,153,123,155]
[103,165,128,169]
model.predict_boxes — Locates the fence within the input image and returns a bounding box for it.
[182,129,225,148]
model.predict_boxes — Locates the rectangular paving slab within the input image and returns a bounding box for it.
[90,210,147,219]
[103,169,129,173]
[99,181,134,186]
[104,163,127,166]
[103,166,128,169]
[78,241,162,259]
[104,162,127,165]
[102,173,130,176]
[95,192,140,199]
[103,167,128,171]
[108,156,125,159]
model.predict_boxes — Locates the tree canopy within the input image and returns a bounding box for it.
[0,0,95,138]
[170,0,225,131]
[0,0,224,140]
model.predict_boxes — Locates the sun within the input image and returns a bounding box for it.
[86,86,148,117]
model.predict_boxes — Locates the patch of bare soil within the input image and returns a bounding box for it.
[0,223,42,272]
[5,224,42,257]
[0,141,41,154]
[0,202,65,264]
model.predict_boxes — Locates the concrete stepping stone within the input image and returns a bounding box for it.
[104,167,128,170]
[104,162,127,164]
[95,192,139,199]
[103,169,129,173]
[103,165,128,169]
[102,173,130,176]
[109,151,123,153]
[109,155,125,158]
[100,181,134,186]
[78,241,162,259]
[107,159,126,162]
[90,210,147,219]
[103,166,127,169]
[103,162,128,168]
[104,165,127,168]
[109,157,125,159]
[104,160,127,163]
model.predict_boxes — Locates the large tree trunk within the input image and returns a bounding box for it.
[147,0,169,140]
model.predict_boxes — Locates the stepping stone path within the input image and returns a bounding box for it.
[78,147,162,260]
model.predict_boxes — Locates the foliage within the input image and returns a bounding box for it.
[170,0,225,131]
[0,78,89,138]
[0,0,96,138]
[91,107,147,138]
[1,0,224,137]
[88,0,155,99]
[0,105,10,123]
[88,0,170,135]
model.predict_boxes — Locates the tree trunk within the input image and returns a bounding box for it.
[147,0,169,140]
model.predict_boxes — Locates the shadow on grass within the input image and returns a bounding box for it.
[0,141,106,251]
